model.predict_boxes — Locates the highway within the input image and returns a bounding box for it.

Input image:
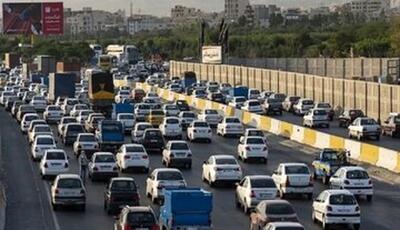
[1,107,400,230]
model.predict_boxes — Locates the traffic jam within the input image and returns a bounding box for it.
[0,58,384,230]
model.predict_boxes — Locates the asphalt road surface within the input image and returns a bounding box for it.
[1,107,400,230]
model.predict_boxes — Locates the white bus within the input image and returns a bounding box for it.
[105,45,139,65]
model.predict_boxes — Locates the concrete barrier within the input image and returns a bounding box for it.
[138,82,400,173]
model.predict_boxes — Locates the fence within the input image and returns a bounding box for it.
[170,61,400,121]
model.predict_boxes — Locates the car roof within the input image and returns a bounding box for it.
[168,140,187,144]
[123,143,144,148]
[267,222,304,227]
[111,177,134,182]
[280,162,308,167]
[325,189,353,196]
[213,155,236,159]
[35,134,54,139]
[246,128,261,132]
[246,175,273,180]
[57,174,81,180]
[123,206,153,212]
[339,166,366,172]
[153,168,181,173]
[93,152,114,156]
[262,199,291,205]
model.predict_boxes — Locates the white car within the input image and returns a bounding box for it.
[329,166,373,201]
[70,104,89,117]
[303,108,329,128]
[314,102,334,121]
[179,111,197,128]
[88,152,119,181]
[198,109,222,127]
[20,113,40,133]
[163,104,180,117]
[228,96,246,109]
[0,91,16,105]
[187,120,212,142]
[114,90,131,103]
[30,96,47,112]
[237,136,268,163]
[31,135,57,160]
[242,100,263,114]
[117,113,135,132]
[40,149,69,178]
[143,95,161,104]
[159,117,182,139]
[28,124,52,144]
[76,110,94,124]
[263,222,305,230]
[28,119,47,134]
[219,83,232,93]
[116,144,149,172]
[58,116,77,137]
[51,174,86,211]
[202,155,242,186]
[145,168,187,203]
[242,128,268,144]
[272,163,313,199]
[293,98,314,115]
[61,98,79,115]
[248,88,261,100]
[217,117,243,137]
[131,122,153,143]
[43,105,63,123]
[235,175,278,213]
[162,141,192,169]
[348,117,381,140]
[312,190,360,230]
[73,133,99,157]
[134,103,151,121]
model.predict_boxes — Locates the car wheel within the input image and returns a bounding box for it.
[208,174,214,187]
[357,133,362,141]
[52,203,58,211]
[243,200,249,214]
[376,135,380,141]
[279,188,285,199]
[151,193,158,204]
[322,218,330,230]
[353,224,360,230]
[312,210,317,223]
[235,194,241,208]
[367,195,373,202]
[307,193,313,200]
[322,175,329,185]
[79,204,86,212]
[262,158,268,164]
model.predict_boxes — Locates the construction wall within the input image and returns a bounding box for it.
[170,61,400,121]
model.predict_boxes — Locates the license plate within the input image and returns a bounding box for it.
[260,193,271,198]
[150,140,157,143]
[52,163,62,166]
[101,165,111,169]
[132,156,141,160]
[136,228,149,230]
[354,183,363,186]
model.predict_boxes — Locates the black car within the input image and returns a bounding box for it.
[140,128,165,153]
[208,92,225,104]
[263,98,283,115]
[5,97,20,112]
[104,177,140,215]
[175,100,190,111]
[338,109,364,128]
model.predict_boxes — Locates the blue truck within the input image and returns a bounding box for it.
[95,120,124,150]
[48,73,76,103]
[181,71,197,89]
[226,86,249,104]
[111,103,134,120]
[159,188,213,230]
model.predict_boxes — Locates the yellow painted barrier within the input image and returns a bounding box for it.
[359,143,379,165]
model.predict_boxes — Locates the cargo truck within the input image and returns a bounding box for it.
[111,103,134,120]
[88,72,114,116]
[48,73,76,103]
[95,120,124,150]
[181,71,197,89]
[159,188,213,230]
[226,86,249,104]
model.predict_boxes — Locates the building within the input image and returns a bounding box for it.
[127,15,171,35]
[251,4,280,27]
[171,5,202,21]
[309,6,331,18]
[225,0,250,21]
[349,0,391,17]
[283,8,305,22]
[64,7,126,35]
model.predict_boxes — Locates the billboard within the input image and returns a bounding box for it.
[2,2,63,35]
[202,46,222,64]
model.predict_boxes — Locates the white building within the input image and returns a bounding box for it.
[349,0,391,17]
[309,6,331,18]
[225,0,250,21]
[127,15,171,35]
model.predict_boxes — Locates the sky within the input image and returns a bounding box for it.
[0,0,366,17]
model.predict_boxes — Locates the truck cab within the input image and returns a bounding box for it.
[95,120,124,150]
[312,148,351,184]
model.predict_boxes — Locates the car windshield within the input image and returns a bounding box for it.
[346,170,369,179]
[205,110,218,115]
[48,106,61,111]
[67,100,78,105]
[119,91,130,95]
[92,117,105,123]
[289,97,300,102]
[248,130,264,137]
[251,178,276,188]
[127,212,155,225]
[157,171,183,180]
[394,116,400,124]
[249,101,260,106]
[314,110,327,115]
[349,110,363,117]
[267,98,280,103]
[322,150,339,161]
[46,151,65,160]
[57,179,82,189]
[80,135,95,142]
[170,142,189,150]
[76,105,88,110]
[63,118,76,124]
[94,154,115,163]
[166,105,178,110]
[111,180,136,191]
[360,119,377,125]
[246,138,265,144]
[235,97,246,102]
[303,100,313,105]
[166,119,179,124]
[26,115,39,121]
[318,103,331,108]
[329,194,356,205]
[102,124,122,132]
[35,126,51,132]
[145,130,162,138]
[212,93,223,98]
[195,90,206,95]
[275,227,304,230]
[250,90,260,95]
[182,113,195,118]
[68,125,84,132]
[138,124,152,131]
[226,118,240,123]
[119,115,134,120]
[266,203,295,215]
[37,138,54,145]
[125,146,144,152]
[215,158,237,165]
[285,165,309,174]
[194,122,208,127]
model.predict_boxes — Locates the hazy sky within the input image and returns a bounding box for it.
[1,0,352,16]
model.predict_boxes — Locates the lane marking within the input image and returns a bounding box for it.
[43,181,61,230]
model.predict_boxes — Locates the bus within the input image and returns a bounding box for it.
[98,55,114,72]
[105,45,140,65]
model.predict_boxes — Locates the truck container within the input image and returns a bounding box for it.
[30,73,44,83]
[88,72,114,115]
[96,120,124,150]
[160,188,213,230]
[37,55,56,75]
[181,71,197,89]
[4,53,20,69]
[22,63,38,80]
[229,86,249,99]
[48,73,76,102]
[111,103,134,120]
[57,62,81,82]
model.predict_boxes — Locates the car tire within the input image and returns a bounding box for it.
[262,158,268,164]
[353,224,360,230]
[322,175,329,185]
[312,210,317,223]
[79,204,86,212]
[367,195,373,202]
[243,200,249,214]
[376,135,380,141]
[235,194,241,209]
[307,193,313,200]
[52,203,58,211]
[279,189,285,199]
[322,219,330,230]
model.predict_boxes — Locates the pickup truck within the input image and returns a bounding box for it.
[312,148,352,184]
[159,188,213,230]
[95,120,124,150]
[381,113,400,137]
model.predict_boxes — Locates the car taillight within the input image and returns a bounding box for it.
[123,224,132,230]
[285,176,290,187]
[215,167,223,171]
[368,180,372,185]
[64,163,69,168]
[193,129,197,133]
[355,206,360,212]
[124,155,130,159]
[113,166,118,171]
[55,189,59,194]
[344,180,350,185]
[44,163,48,168]
[326,206,333,212]
[309,175,313,185]
[245,146,251,151]
[151,225,160,230]
[93,166,98,171]
[250,190,256,198]
[142,155,148,159]
[80,189,85,195]
[262,147,268,151]
[233,168,240,171]
[188,153,192,157]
